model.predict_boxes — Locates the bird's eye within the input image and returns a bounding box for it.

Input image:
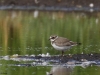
[52,37,55,39]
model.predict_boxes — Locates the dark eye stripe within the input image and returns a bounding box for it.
[51,37,55,39]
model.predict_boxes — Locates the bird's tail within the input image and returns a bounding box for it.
[77,42,81,45]
[70,41,81,46]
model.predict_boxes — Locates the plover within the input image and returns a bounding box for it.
[49,35,81,56]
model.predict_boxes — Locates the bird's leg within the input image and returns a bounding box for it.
[61,51,64,56]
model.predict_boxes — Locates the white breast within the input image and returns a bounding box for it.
[51,43,71,51]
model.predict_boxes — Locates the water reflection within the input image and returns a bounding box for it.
[46,66,73,75]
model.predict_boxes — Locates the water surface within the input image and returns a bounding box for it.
[0,11,100,75]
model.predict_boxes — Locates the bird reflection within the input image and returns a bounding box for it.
[46,66,73,75]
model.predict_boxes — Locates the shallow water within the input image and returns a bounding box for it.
[0,11,100,75]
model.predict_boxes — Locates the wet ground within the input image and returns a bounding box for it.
[11,53,100,62]
[0,0,100,11]
[1,53,100,68]
[0,0,100,7]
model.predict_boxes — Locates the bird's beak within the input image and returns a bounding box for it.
[48,38,50,40]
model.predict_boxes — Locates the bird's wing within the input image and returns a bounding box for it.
[55,37,73,46]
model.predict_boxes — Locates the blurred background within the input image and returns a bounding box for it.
[0,0,100,75]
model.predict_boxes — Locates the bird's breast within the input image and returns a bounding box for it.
[51,43,71,51]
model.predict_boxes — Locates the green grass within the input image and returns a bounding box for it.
[0,11,100,55]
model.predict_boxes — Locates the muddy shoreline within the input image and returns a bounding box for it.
[0,0,100,11]
[0,0,100,7]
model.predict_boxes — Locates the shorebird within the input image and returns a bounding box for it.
[49,35,81,56]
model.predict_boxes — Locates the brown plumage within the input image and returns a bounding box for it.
[53,37,78,46]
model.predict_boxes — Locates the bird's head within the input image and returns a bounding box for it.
[49,35,58,42]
